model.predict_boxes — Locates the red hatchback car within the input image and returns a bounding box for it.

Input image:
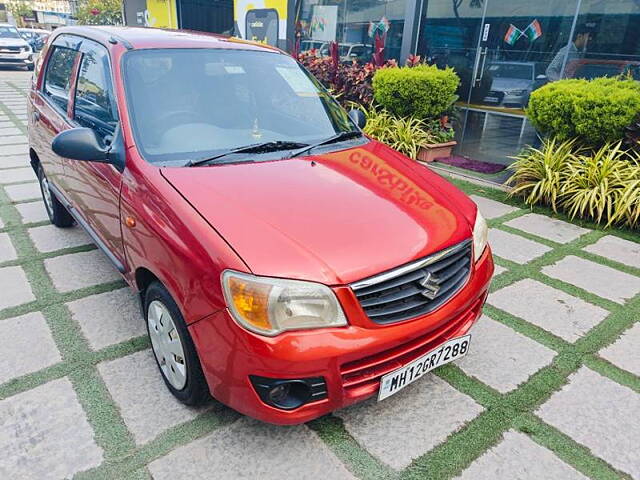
[27,26,493,424]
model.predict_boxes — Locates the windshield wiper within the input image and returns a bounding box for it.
[185,141,309,167]
[286,131,363,159]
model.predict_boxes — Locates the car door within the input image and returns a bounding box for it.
[31,35,81,190]
[64,39,127,271]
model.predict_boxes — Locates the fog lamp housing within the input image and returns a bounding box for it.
[250,375,328,410]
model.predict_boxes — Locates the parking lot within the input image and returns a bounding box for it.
[0,68,639,479]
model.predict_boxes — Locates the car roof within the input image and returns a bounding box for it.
[50,26,282,54]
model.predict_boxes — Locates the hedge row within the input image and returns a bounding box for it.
[372,65,460,120]
[527,77,640,146]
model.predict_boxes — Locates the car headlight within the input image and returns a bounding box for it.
[472,210,488,262]
[222,271,347,336]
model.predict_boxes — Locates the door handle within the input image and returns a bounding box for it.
[475,47,488,86]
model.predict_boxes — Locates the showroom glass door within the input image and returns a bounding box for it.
[417,0,580,179]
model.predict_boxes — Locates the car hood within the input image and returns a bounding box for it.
[490,77,532,91]
[160,141,472,285]
[0,38,28,47]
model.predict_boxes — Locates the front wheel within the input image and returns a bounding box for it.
[145,281,210,405]
[38,165,74,227]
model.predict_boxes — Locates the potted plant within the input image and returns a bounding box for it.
[418,119,457,163]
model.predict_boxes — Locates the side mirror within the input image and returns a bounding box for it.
[52,128,109,162]
[348,109,366,129]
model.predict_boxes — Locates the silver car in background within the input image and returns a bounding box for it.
[483,61,538,109]
[0,24,34,70]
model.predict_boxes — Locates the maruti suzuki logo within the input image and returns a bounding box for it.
[419,271,440,300]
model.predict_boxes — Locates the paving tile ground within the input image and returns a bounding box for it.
[599,322,640,377]
[457,316,556,393]
[542,255,640,304]
[1,312,60,383]
[335,375,483,470]
[0,71,638,480]
[456,430,588,480]
[537,368,640,479]
[148,417,355,479]
[584,235,640,269]
[0,378,104,479]
[98,349,206,444]
[0,231,17,262]
[67,287,146,350]
[44,249,121,292]
[15,200,48,223]
[488,228,552,264]
[470,195,519,219]
[0,265,35,309]
[488,279,609,342]
[4,181,40,202]
[505,213,590,243]
[28,223,91,253]
[0,166,35,184]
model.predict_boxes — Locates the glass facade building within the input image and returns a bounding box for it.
[295,0,640,175]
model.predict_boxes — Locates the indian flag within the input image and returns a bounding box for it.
[504,24,522,46]
[524,20,543,42]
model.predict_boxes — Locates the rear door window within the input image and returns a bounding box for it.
[74,43,118,141]
[43,45,78,113]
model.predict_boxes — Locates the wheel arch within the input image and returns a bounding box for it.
[29,147,40,174]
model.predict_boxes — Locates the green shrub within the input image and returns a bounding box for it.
[527,77,640,147]
[509,138,640,228]
[372,65,460,120]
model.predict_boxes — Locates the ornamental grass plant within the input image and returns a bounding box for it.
[509,139,640,229]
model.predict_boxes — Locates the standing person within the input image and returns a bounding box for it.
[546,25,593,81]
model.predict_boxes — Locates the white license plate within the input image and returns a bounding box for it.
[485,97,499,102]
[378,335,471,401]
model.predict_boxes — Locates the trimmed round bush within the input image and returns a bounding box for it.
[372,65,460,120]
[527,77,640,146]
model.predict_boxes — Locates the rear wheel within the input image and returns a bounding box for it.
[145,281,209,405]
[38,165,74,228]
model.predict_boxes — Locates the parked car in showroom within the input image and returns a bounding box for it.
[319,42,373,63]
[483,61,539,108]
[0,23,34,70]
[564,58,640,81]
[28,26,493,424]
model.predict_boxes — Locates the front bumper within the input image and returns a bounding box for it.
[189,247,494,424]
[0,51,33,67]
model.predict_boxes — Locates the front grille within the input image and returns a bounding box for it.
[0,46,22,53]
[351,240,472,324]
[485,91,505,102]
[340,293,486,395]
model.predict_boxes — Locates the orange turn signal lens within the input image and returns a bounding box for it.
[227,276,273,331]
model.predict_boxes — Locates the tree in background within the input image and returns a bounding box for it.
[76,0,123,25]
[7,1,35,27]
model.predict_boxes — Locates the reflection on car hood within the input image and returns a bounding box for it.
[0,38,28,48]
[490,77,532,92]
[160,141,472,285]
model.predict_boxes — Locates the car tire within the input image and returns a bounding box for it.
[145,281,210,406]
[38,165,74,228]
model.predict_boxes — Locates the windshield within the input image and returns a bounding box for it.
[0,26,22,39]
[124,48,358,165]
[487,63,533,80]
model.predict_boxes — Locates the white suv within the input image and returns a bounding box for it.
[0,23,34,70]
